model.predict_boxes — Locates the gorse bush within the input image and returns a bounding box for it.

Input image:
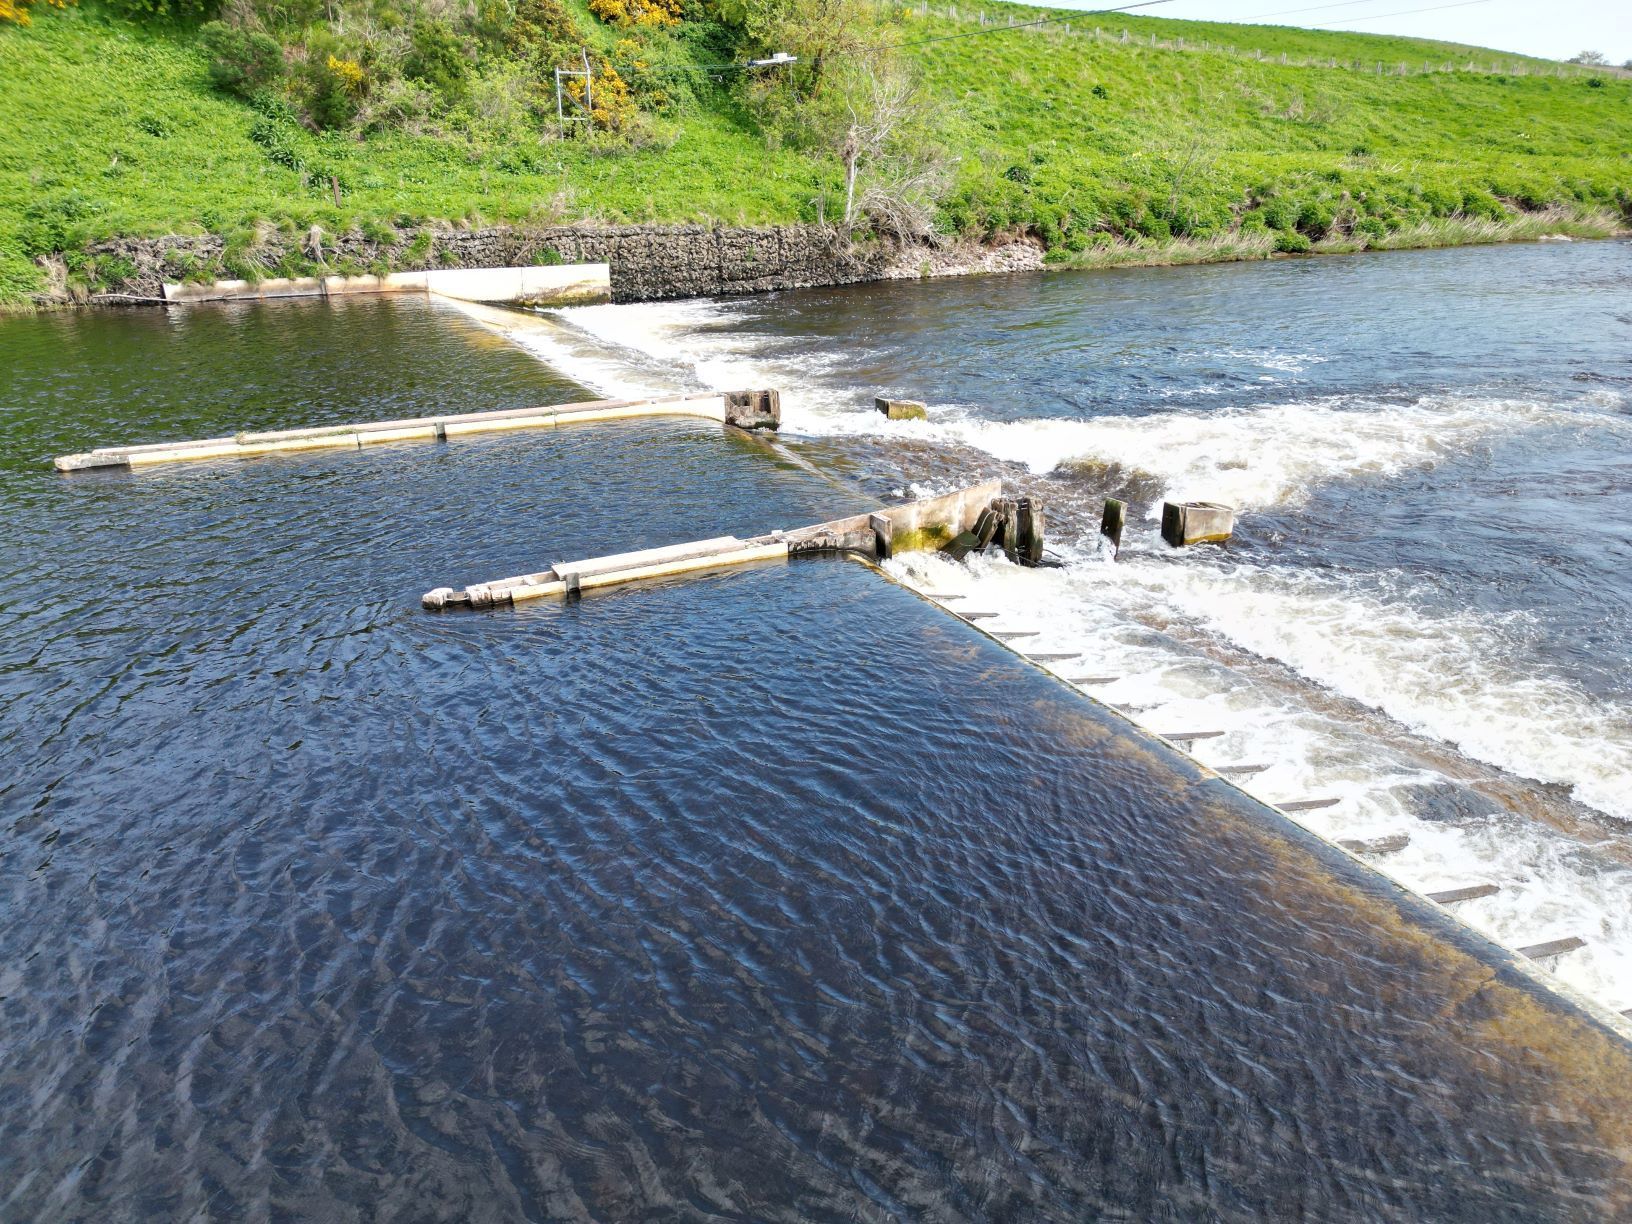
[0,0,69,27]
[200,21,283,96]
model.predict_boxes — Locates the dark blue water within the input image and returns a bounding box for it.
[5,291,1632,1220]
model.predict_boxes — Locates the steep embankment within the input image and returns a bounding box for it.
[2,1,1629,308]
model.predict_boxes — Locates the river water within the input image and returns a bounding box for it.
[524,239,1632,1015]
[3,250,1632,1219]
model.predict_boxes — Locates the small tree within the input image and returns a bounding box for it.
[1568,50,1608,65]
[837,58,951,240]
[200,21,286,97]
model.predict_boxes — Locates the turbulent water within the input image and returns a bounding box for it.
[6,258,1632,1220]
[508,240,1632,1014]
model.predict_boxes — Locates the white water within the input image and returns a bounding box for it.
[471,295,1632,1016]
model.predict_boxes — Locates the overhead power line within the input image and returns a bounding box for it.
[1242,0,1402,21]
[1315,0,1496,25]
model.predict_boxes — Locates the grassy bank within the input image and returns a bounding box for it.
[3,0,1630,307]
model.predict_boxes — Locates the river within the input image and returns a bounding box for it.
[3,244,1632,1219]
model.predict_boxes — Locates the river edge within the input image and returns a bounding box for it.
[9,204,1624,314]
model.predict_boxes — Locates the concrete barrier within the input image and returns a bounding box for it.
[161,262,611,307]
[1161,500,1235,547]
[875,397,928,421]
[54,390,778,472]
[423,481,1005,610]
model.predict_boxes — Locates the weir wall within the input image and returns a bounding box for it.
[93,224,905,306]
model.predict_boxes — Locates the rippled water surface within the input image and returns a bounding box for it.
[525,240,1632,1013]
[5,291,1632,1220]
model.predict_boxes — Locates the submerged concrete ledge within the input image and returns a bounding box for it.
[53,390,780,472]
[422,481,1004,610]
[160,262,612,308]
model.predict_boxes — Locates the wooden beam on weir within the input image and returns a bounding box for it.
[423,480,1004,611]
[54,390,783,472]
[1516,937,1587,962]
[1426,883,1500,906]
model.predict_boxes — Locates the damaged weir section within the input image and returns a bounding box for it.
[422,480,1047,610]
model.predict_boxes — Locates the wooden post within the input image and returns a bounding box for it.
[331,175,342,208]
[1100,498,1125,558]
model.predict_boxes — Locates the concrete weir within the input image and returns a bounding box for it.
[53,390,781,472]
[160,262,613,308]
[422,481,1005,610]
[881,567,1632,1045]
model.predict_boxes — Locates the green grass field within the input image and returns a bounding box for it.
[3,0,1629,306]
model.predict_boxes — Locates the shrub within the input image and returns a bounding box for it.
[100,0,214,18]
[200,22,285,97]
[405,20,468,102]
[1,0,71,28]
[1274,229,1311,253]
[249,115,304,169]
[587,0,680,28]
[304,51,367,129]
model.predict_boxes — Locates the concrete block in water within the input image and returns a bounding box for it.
[875,397,928,421]
[1161,501,1235,547]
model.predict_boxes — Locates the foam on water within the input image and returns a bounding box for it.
[932,395,1575,507]
[544,301,1590,509]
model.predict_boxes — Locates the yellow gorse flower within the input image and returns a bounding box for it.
[326,53,366,93]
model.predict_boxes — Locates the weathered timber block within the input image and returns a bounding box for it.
[1162,730,1226,744]
[1426,883,1500,906]
[1069,675,1120,685]
[724,389,781,430]
[1214,763,1269,776]
[943,531,980,562]
[989,495,1046,567]
[1100,498,1125,558]
[1276,797,1341,813]
[1161,501,1235,547]
[875,397,928,421]
[1023,652,1080,662]
[1337,833,1411,855]
[971,508,999,549]
[1516,936,1586,961]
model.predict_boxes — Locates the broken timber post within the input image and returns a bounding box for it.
[424,480,1003,610]
[1160,500,1235,547]
[1100,498,1125,558]
[55,390,781,472]
[975,495,1045,567]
